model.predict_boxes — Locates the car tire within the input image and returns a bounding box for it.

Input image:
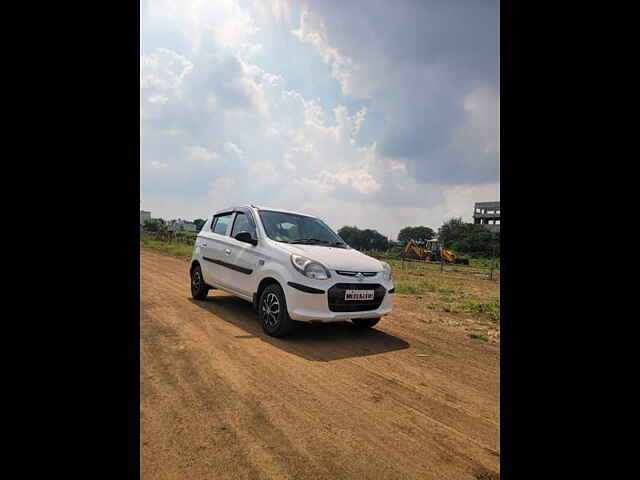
[352,318,380,329]
[190,264,209,300]
[259,284,295,337]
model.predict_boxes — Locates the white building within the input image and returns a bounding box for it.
[140,210,151,226]
[167,219,197,232]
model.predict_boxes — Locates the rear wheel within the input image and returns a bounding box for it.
[259,284,295,337]
[352,318,380,329]
[190,264,209,300]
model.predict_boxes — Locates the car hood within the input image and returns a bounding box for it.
[275,243,383,271]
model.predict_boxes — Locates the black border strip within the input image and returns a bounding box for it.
[287,282,325,294]
[203,256,253,275]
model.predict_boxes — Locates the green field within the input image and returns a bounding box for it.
[363,250,500,270]
[140,236,193,259]
[383,257,500,324]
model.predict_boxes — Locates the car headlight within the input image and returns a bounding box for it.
[380,261,392,280]
[290,254,331,280]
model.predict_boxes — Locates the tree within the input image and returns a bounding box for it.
[337,226,389,251]
[193,218,206,231]
[437,218,467,248]
[143,219,169,238]
[397,226,435,245]
[438,218,500,258]
[337,226,360,247]
[143,219,160,233]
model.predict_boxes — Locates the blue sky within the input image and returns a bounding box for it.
[140,0,499,239]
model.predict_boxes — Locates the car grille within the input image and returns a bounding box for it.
[335,270,378,277]
[327,283,386,312]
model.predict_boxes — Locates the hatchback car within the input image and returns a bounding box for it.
[190,205,394,337]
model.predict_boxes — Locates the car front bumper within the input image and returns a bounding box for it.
[284,279,394,322]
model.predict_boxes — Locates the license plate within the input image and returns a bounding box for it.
[345,289,374,301]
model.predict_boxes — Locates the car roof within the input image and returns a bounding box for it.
[253,205,316,217]
[212,205,316,218]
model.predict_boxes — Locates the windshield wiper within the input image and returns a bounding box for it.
[291,238,329,245]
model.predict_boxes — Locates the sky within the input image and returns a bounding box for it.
[140,0,499,240]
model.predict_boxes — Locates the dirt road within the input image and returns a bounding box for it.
[141,249,500,479]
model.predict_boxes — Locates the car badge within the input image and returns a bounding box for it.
[355,272,363,281]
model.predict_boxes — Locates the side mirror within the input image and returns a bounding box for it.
[235,231,257,246]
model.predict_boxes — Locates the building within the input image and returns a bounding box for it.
[473,201,500,233]
[167,219,197,232]
[140,210,151,226]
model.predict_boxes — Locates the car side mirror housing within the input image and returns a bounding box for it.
[235,231,257,245]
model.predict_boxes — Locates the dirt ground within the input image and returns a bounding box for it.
[141,249,500,479]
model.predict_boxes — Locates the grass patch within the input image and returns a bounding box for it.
[140,237,192,259]
[388,257,499,326]
[468,333,489,341]
[469,258,500,270]
[459,299,500,323]
[395,284,423,295]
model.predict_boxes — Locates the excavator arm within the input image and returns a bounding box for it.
[402,239,429,260]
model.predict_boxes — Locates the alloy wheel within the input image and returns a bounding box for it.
[192,270,201,291]
[262,292,280,328]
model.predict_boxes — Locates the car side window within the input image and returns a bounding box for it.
[231,212,255,238]
[211,213,233,235]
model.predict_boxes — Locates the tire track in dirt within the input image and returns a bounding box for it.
[141,248,500,479]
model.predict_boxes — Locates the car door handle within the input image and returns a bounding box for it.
[225,248,232,255]
[201,243,207,247]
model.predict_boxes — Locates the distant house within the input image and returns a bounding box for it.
[140,210,151,226]
[167,219,197,232]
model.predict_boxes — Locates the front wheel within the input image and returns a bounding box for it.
[259,284,295,337]
[352,318,380,329]
[190,265,209,300]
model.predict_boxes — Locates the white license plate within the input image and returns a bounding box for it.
[345,289,374,301]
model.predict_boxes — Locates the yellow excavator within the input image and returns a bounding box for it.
[400,238,469,265]
[400,239,430,260]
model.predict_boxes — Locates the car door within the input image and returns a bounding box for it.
[222,210,261,297]
[200,211,234,286]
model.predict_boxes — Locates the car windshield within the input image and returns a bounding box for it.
[258,210,347,247]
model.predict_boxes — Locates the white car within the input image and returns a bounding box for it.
[189,205,394,337]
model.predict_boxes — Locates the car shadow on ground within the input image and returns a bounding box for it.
[188,292,410,362]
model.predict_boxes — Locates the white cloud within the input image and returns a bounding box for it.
[458,87,500,160]
[150,160,168,169]
[223,141,244,157]
[140,48,193,97]
[291,9,362,98]
[442,183,500,222]
[185,145,220,165]
[144,0,258,52]
[320,168,381,194]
